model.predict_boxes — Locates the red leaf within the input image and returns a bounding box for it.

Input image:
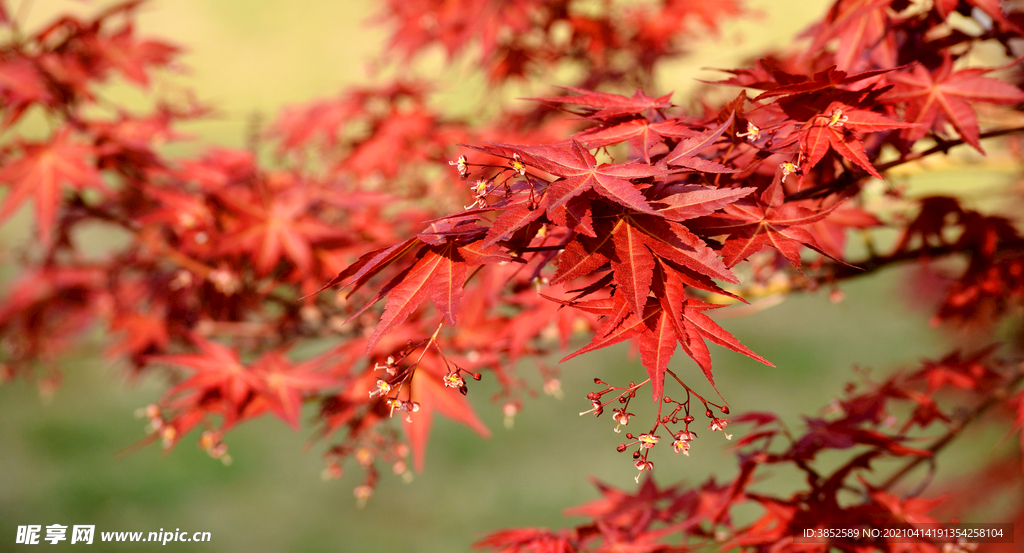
[883,56,1024,153]
[800,102,913,179]
[663,113,736,172]
[405,366,490,472]
[252,351,338,430]
[152,337,265,426]
[525,86,674,119]
[218,185,345,276]
[0,130,103,245]
[551,233,613,285]
[366,243,465,352]
[703,172,851,269]
[753,64,898,101]
[574,117,695,162]
[484,204,544,247]
[802,4,898,71]
[610,217,656,317]
[468,140,667,215]
[540,140,663,215]
[306,237,419,299]
[637,299,676,401]
[561,295,650,363]
[652,184,756,221]
[627,214,737,283]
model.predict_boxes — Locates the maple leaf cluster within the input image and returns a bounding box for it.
[1,0,1024,551]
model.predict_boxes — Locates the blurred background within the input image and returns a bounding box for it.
[0,0,1019,551]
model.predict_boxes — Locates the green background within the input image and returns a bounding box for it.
[1,1,1020,551]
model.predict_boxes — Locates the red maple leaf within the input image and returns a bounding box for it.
[752,64,897,102]
[802,0,898,71]
[85,23,179,86]
[652,184,756,221]
[694,172,847,269]
[573,117,695,162]
[107,308,170,361]
[607,213,737,316]
[251,350,338,430]
[524,86,674,119]
[557,275,769,400]
[882,55,1024,153]
[152,337,266,428]
[799,101,915,179]
[217,182,346,276]
[0,129,104,245]
[352,239,509,353]
[466,140,668,216]
[662,113,737,173]
[0,58,53,128]
[404,362,491,471]
[472,528,576,553]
